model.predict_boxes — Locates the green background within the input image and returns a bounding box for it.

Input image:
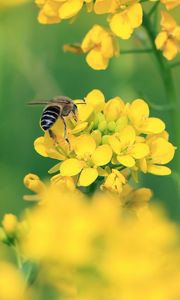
[0,1,180,221]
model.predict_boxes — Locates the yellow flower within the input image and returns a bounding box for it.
[139,134,176,175]
[81,25,118,70]
[110,3,143,40]
[108,125,149,167]
[94,0,143,40]
[155,11,180,60]
[160,0,180,10]
[101,169,126,193]
[36,0,93,24]
[51,174,76,191]
[120,184,152,213]
[60,134,112,186]
[127,98,165,134]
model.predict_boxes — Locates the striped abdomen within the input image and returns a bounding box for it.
[40,106,60,131]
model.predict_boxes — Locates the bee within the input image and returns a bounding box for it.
[28,96,84,143]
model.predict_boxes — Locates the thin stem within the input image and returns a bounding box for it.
[170,61,180,69]
[121,48,153,54]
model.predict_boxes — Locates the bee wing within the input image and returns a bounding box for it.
[28,96,73,106]
[27,100,51,106]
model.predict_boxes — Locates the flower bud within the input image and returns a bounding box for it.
[2,214,18,235]
[23,173,46,194]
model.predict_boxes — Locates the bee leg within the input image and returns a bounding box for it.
[48,129,58,145]
[61,117,70,146]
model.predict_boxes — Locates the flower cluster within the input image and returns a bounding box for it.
[19,188,180,299]
[35,0,180,69]
[1,189,180,300]
[32,90,175,196]
[155,11,180,60]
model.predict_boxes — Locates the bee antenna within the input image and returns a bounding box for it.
[75,99,86,105]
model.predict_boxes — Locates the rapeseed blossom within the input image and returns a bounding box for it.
[33,89,175,194]
[94,0,143,40]
[81,25,118,70]
[155,11,180,60]
[34,0,180,69]
[35,0,93,24]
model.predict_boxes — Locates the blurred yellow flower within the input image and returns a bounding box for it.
[101,169,126,193]
[36,0,93,24]
[22,187,180,300]
[81,25,118,70]
[161,0,180,10]
[155,11,180,60]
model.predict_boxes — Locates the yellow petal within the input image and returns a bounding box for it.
[85,89,105,112]
[147,165,171,175]
[76,102,93,122]
[94,0,116,14]
[118,125,136,146]
[110,12,133,39]
[149,138,175,164]
[60,159,83,176]
[127,3,143,29]
[92,144,112,166]
[117,155,135,167]
[74,135,96,157]
[59,0,83,19]
[131,143,149,159]
[78,168,98,186]
[155,32,168,50]
[163,39,178,60]
[108,136,121,154]
[128,99,149,127]
[160,11,176,31]
[86,49,109,70]
[104,97,125,121]
[34,137,48,157]
[140,117,165,134]
[91,130,102,146]
[70,122,88,134]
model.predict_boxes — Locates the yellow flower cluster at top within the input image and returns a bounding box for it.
[32,90,175,195]
[35,0,180,69]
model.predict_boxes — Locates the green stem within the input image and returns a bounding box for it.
[121,48,153,54]
[143,13,179,167]
[148,1,159,18]
[170,61,180,69]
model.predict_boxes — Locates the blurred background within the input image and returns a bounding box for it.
[0,1,180,221]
